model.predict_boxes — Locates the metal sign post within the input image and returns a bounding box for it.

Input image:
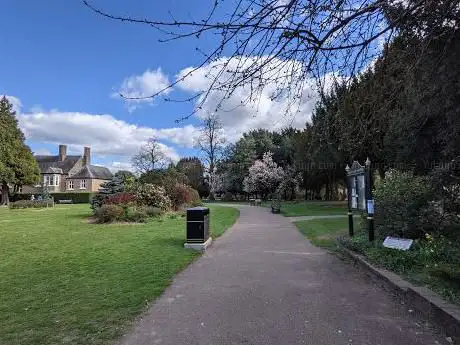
[365,158,375,242]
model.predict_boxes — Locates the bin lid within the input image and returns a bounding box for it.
[187,207,209,211]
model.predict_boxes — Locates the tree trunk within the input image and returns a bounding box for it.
[1,182,10,205]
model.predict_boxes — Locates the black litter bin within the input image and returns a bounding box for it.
[186,207,210,243]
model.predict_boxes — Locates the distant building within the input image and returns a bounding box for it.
[20,145,113,194]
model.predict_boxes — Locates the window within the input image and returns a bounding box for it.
[80,179,87,189]
[44,174,59,186]
[67,180,74,190]
[17,186,23,193]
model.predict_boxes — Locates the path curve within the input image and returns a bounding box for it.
[118,205,449,345]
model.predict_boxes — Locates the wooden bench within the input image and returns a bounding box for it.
[58,199,73,204]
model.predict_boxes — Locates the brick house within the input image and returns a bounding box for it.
[20,145,113,194]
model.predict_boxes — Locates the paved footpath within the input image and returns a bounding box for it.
[119,205,449,345]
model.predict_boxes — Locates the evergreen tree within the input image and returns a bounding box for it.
[0,96,40,204]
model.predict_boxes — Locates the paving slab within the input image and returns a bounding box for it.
[118,205,450,345]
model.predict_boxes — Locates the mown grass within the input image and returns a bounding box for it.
[274,201,348,217]
[294,217,349,248]
[0,204,238,345]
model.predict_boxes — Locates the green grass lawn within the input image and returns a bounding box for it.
[274,201,348,217]
[0,204,238,345]
[295,217,349,248]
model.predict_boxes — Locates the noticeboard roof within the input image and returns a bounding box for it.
[346,161,365,176]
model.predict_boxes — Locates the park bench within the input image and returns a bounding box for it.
[249,199,256,206]
[58,199,73,204]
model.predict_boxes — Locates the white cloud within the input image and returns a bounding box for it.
[176,56,322,142]
[33,148,52,155]
[105,161,134,173]
[2,95,22,113]
[153,124,198,148]
[17,110,185,162]
[113,68,171,112]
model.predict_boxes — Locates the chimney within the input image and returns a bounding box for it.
[83,147,91,166]
[58,145,67,161]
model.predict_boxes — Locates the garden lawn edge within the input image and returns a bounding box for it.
[339,246,460,342]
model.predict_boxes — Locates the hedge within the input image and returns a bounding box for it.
[11,193,95,204]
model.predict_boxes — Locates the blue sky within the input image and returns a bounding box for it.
[1,0,317,171]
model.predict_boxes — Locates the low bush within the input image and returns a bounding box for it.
[123,207,148,223]
[187,187,202,207]
[141,206,164,218]
[9,199,53,209]
[95,205,125,223]
[222,191,234,202]
[103,192,136,206]
[162,183,202,210]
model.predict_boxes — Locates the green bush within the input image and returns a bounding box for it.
[9,200,54,209]
[95,205,125,223]
[123,207,148,223]
[222,191,234,202]
[374,169,433,239]
[141,206,164,218]
[187,188,202,207]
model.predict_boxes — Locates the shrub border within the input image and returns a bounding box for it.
[338,243,460,342]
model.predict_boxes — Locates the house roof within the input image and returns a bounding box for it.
[35,155,81,174]
[67,165,113,180]
[43,167,63,174]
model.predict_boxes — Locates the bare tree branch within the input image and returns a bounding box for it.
[83,0,459,119]
[131,138,169,174]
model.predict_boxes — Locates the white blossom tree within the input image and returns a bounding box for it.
[209,172,225,196]
[243,152,284,198]
[276,164,303,200]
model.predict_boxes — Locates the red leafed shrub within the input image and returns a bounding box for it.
[168,183,201,210]
[103,192,136,206]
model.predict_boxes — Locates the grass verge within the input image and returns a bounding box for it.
[294,217,349,248]
[272,201,347,217]
[0,204,238,345]
[342,231,460,306]
[294,216,460,306]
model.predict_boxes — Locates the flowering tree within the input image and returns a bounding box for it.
[276,165,303,200]
[243,152,284,198]
[209,172,225,196]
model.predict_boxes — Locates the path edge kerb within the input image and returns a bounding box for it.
[340,247,460,341]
